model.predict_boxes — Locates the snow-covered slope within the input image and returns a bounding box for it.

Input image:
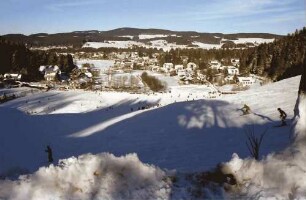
[82,36,274,51]
[0,76,302,199]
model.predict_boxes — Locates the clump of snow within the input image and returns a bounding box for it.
[224,92,306,199]
[0,153,171,200]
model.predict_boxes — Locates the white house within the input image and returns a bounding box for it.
[231,58,240,66]
[177,69,187,79]
[227,66,239,75]
[162,63,174,73]
[209,60,221,69]
[237,76,256,86]
[174,65,184,73]
[40,65,60,81]
[4,73,22,81]
[187,62,197,71]
[151,65,160,72]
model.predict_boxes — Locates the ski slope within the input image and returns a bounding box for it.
[0,76,303,199]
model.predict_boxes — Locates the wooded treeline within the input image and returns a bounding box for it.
[0,37,75,81]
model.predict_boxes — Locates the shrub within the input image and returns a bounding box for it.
[245,126,267,160]
[141,72,166,92]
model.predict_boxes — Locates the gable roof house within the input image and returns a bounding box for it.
[237,76,256,87]
[39,65,60,81]
[3,73,22,81]
[162,63,174,73]
[227,66,239,75]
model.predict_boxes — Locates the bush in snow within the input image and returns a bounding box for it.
[141,72,166,92]
[245,126,267,160]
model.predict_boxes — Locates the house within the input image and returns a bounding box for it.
[4,73,22,81]
[177,69,187,80]
[39,65,60,81]
[237,76,256,87]
[174,65,184,73]
[162,63,174,73]
[209,60,221,69]
[227,66,239,75]
[187,62,197,71]
[151,65,160,72]
[231,58,240,66]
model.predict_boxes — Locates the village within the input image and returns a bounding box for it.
[0,50,263,101]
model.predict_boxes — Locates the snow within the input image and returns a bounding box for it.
[223,79,306,199]
[0,75,302,199]
[222,38,275,45]
[82,41,143,49]
[0,153,171,200]
[82,37,274,51]
[192,41,222,49]
[117,35,134,39]
[138,34,170,39]
[75,59,115,72]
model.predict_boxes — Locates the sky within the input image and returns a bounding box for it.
[0,0,305,35]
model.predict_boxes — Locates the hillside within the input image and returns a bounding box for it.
[0,75,303,199]
[1,27,282,48]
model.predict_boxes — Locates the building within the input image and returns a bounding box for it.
[162,63,174,73]
[227,66,239,75]
[209,60,222,70]
[174,65,184,73]
[187,62,197,71]
[39,65,60,81]
[3,73,22,81]
[237,76,256,86]
[231,58,240,66]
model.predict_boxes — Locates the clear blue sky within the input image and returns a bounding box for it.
[0,0,305,35]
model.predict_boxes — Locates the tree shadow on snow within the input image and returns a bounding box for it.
[0,98,292,179]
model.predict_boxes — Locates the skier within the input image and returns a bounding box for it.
[241,104,251,115]
[45,145,54,163]
[277,108,287,126]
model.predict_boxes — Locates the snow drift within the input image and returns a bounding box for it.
[224,93,306,199]
[0,153,171,200]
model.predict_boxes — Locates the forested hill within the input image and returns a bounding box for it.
[0,37,75,81]
[1,28,282,47]
[239,27,306,81]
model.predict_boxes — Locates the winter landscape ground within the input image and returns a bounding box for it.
[0,73,305,199]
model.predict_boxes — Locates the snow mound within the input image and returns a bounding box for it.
[0,153,171,200]
[224,93,306,199]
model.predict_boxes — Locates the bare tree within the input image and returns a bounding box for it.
[293,54,306,118]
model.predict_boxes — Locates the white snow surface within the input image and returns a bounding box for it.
[0,153,171,200]
[75,59,115,71]
[222,38,275,44]
[82,37,274,51]
[224,91,306,199]
[82,41,143,49]
[0,75,303,199]
[192,41,222,49]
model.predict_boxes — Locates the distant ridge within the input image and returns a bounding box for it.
[1,27,283,47]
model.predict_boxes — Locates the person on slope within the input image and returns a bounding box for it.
[45,145,54,163]
[241,104,251,115]
[277,108,287,126]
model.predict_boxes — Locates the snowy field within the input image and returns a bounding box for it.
[82,37,275,51]
[75,59,115,71]
[0,76,304,199]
